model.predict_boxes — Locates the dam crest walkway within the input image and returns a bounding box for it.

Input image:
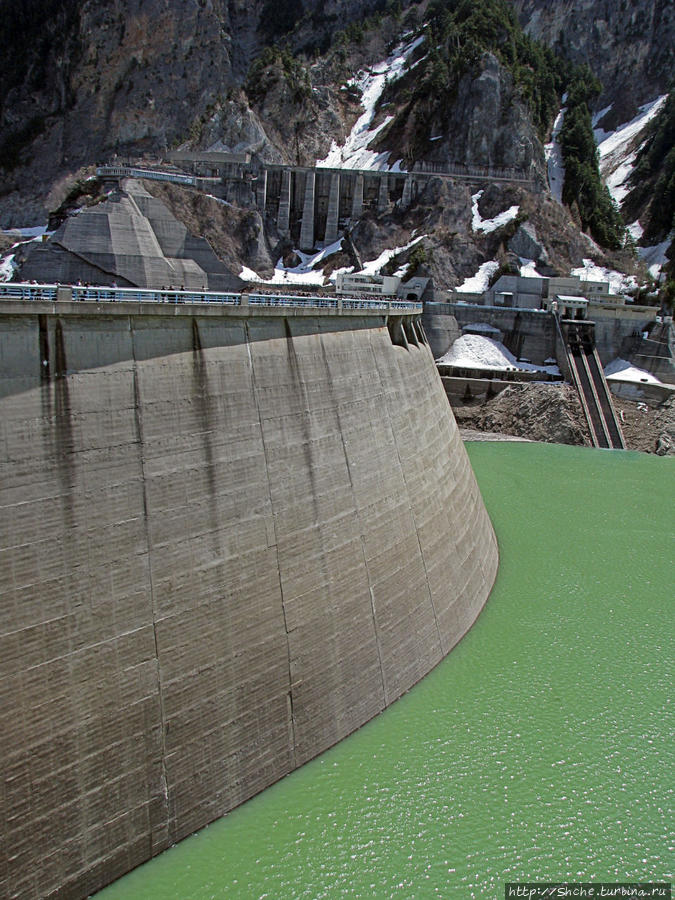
[0,283,422,315]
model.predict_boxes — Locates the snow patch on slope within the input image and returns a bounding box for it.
[471,190,519,233]
[545,101,566,203]
[595,95,668,205]
[456,260,499,293]
[637,238,672,279]
[571,258,637,295]
[519,258,544,278]
[437,333,560,375]
[240,239,344,285]
[359,234,426,275]
[604,358,665,386]
[317,34,424,171]
[0,254,16,282]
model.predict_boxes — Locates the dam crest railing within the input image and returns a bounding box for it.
[0,282,422,313]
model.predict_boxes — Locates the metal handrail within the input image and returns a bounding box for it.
[0,283,423,312]
[96,166,196,186]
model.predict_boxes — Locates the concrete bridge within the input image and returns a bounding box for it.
[98,152,536,252]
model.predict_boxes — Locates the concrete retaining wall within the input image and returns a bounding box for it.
[0,304,498,899]
[424,303,557,365]
[589,305,660,366]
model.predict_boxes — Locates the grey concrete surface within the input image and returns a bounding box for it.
[0,306,498,899]
[424,302,557,365]
[19,180,242,292]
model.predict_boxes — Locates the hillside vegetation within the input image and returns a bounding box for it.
[559,69,626,250]
[624,90,675,242]
[405,0,566,139]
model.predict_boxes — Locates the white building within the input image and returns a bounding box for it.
[336,272,429,300]
[482,273,623,309]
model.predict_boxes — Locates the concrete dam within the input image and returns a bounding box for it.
[0,297,498,899]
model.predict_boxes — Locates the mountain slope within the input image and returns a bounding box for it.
[0,0,670,301]
[510,0,674,130]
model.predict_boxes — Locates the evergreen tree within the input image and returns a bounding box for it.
[559,68,625,250]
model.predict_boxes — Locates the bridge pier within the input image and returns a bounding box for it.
[351,174,364,221]
[257,169,268,213]
[324,173,340,244]
[377,175,390,213]
[300,170,316,250]
[400,176,413,210]
[278,169,291,237]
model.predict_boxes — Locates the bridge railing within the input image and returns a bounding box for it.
[249,293,338,309]
[0,283,59,301]
[96,166,197,186]
[0,283,422,312]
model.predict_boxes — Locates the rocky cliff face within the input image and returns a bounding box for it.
[0,0,383,224]
[377,51,545,178]
[511,0,674,127]
[0,0,667,297]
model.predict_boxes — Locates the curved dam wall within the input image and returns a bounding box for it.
[0,302,498,900]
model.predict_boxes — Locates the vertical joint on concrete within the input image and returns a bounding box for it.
[244,320,298,769]
[38,314,50,381]
[54,319,67,379]
[130,319,172,849]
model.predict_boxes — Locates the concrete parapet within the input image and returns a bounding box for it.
[0,307,497,899]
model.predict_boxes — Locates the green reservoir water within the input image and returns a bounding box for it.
[98,443,673,898]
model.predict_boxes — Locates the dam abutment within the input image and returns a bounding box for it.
[0,301,498,899]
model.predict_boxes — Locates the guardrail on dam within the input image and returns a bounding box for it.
[0,298,498,899]
[0,282,422,312]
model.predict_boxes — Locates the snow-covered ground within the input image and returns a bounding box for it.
[470,190,519,233]
[437,333,560,375]
[358,234,426,275]
[627,220,644,242]
[456,260,499,293]
[0,224,53,283]
[636,237,672,280]
[571,258,638,295]
[317,34,424,171]
[0,254,16,282]
[240,239,344,285]
[545,101,566,203]
[238,233,428,286]
[595,95,668,205]
[604,358,665,386]
[205,194,232,207]
[519,257,544,278]
[1,225,49,240]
